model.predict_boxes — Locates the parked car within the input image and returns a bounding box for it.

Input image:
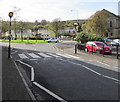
[113,39,120,45]
[47,38,59,43]
[85,41,112,54]
[104,39,117,46]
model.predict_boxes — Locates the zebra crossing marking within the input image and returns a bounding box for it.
[18,54,28,59]
[47,53,60,57]
[28,53,41,58]
[38,53,51,58]
[18,52,80,60]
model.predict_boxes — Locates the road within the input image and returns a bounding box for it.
[7,42,119,101]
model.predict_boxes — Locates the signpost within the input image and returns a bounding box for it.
[8,12,13,58]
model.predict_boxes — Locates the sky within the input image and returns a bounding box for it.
[0,0,119,22]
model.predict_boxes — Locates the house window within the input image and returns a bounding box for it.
[110,21,112,27]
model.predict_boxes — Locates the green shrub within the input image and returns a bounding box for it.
[75,32,104,43]
[75,32,89,43]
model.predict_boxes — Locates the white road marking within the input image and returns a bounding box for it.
[60,59,119,82]
[102,75,119,82]
[13,60,36,100]
[89,60,118,70]
[57,53,71,58]
[65,54,85,61]
[18,54,28,59]
[28,53,40,58]
[38,53,51,58]
[61,59,101,75]
[17,60,67,102]
[48,53,60,58]
[113,67,119,69]
[97,61,110,67]
[30,59,39,61]
[18,60,34,81]
[33,82,67,102]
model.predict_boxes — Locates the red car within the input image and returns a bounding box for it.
[85,41,112,54]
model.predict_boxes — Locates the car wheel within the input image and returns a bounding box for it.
[55,41,58,43]
[85,48,88,52]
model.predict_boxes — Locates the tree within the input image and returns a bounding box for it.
[47,18,65,37]
[16,21,29,41]
[1,21,9,35]
[12,6,21,40]
[85,10,109,36]
[40,19,48,26]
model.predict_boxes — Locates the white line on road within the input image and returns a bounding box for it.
[18,54,29,59]
[13,60,36,100]
[97,61,110,67]
[28,53,41,58]
[33,82,67,102]
[17,60,34,81]
[30,59,39,60]
[65,54,85,61]
[48,53,60,58]
[38,53,51,58]
[102,75,119,82]
[57,53,71,58]
[17,60,66,102]
[60,59,119,82]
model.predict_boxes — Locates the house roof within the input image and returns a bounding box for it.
[102,9,119,18]
[90,9,120,19]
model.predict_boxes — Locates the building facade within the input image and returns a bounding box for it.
[102,9,120,38]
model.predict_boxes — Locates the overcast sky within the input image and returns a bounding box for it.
[0,0,119,22]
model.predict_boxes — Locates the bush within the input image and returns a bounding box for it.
[89,34,104,42]
[75,32,89,43]
[75,32,104,43]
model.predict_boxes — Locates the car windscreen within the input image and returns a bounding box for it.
[96,43,106,46]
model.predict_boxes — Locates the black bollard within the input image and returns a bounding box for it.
[92,44,93,54]
[103,45,104,57]
[75,44,77,54]
[116,44,119,59]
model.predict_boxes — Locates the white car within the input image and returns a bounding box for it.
[113,39,120,45]
[47,38,59,43]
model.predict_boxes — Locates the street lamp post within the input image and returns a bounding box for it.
[8,12,13,58]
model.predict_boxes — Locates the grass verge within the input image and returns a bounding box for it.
[0,39,62,43]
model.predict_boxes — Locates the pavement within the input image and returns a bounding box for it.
[2,46,34,101]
